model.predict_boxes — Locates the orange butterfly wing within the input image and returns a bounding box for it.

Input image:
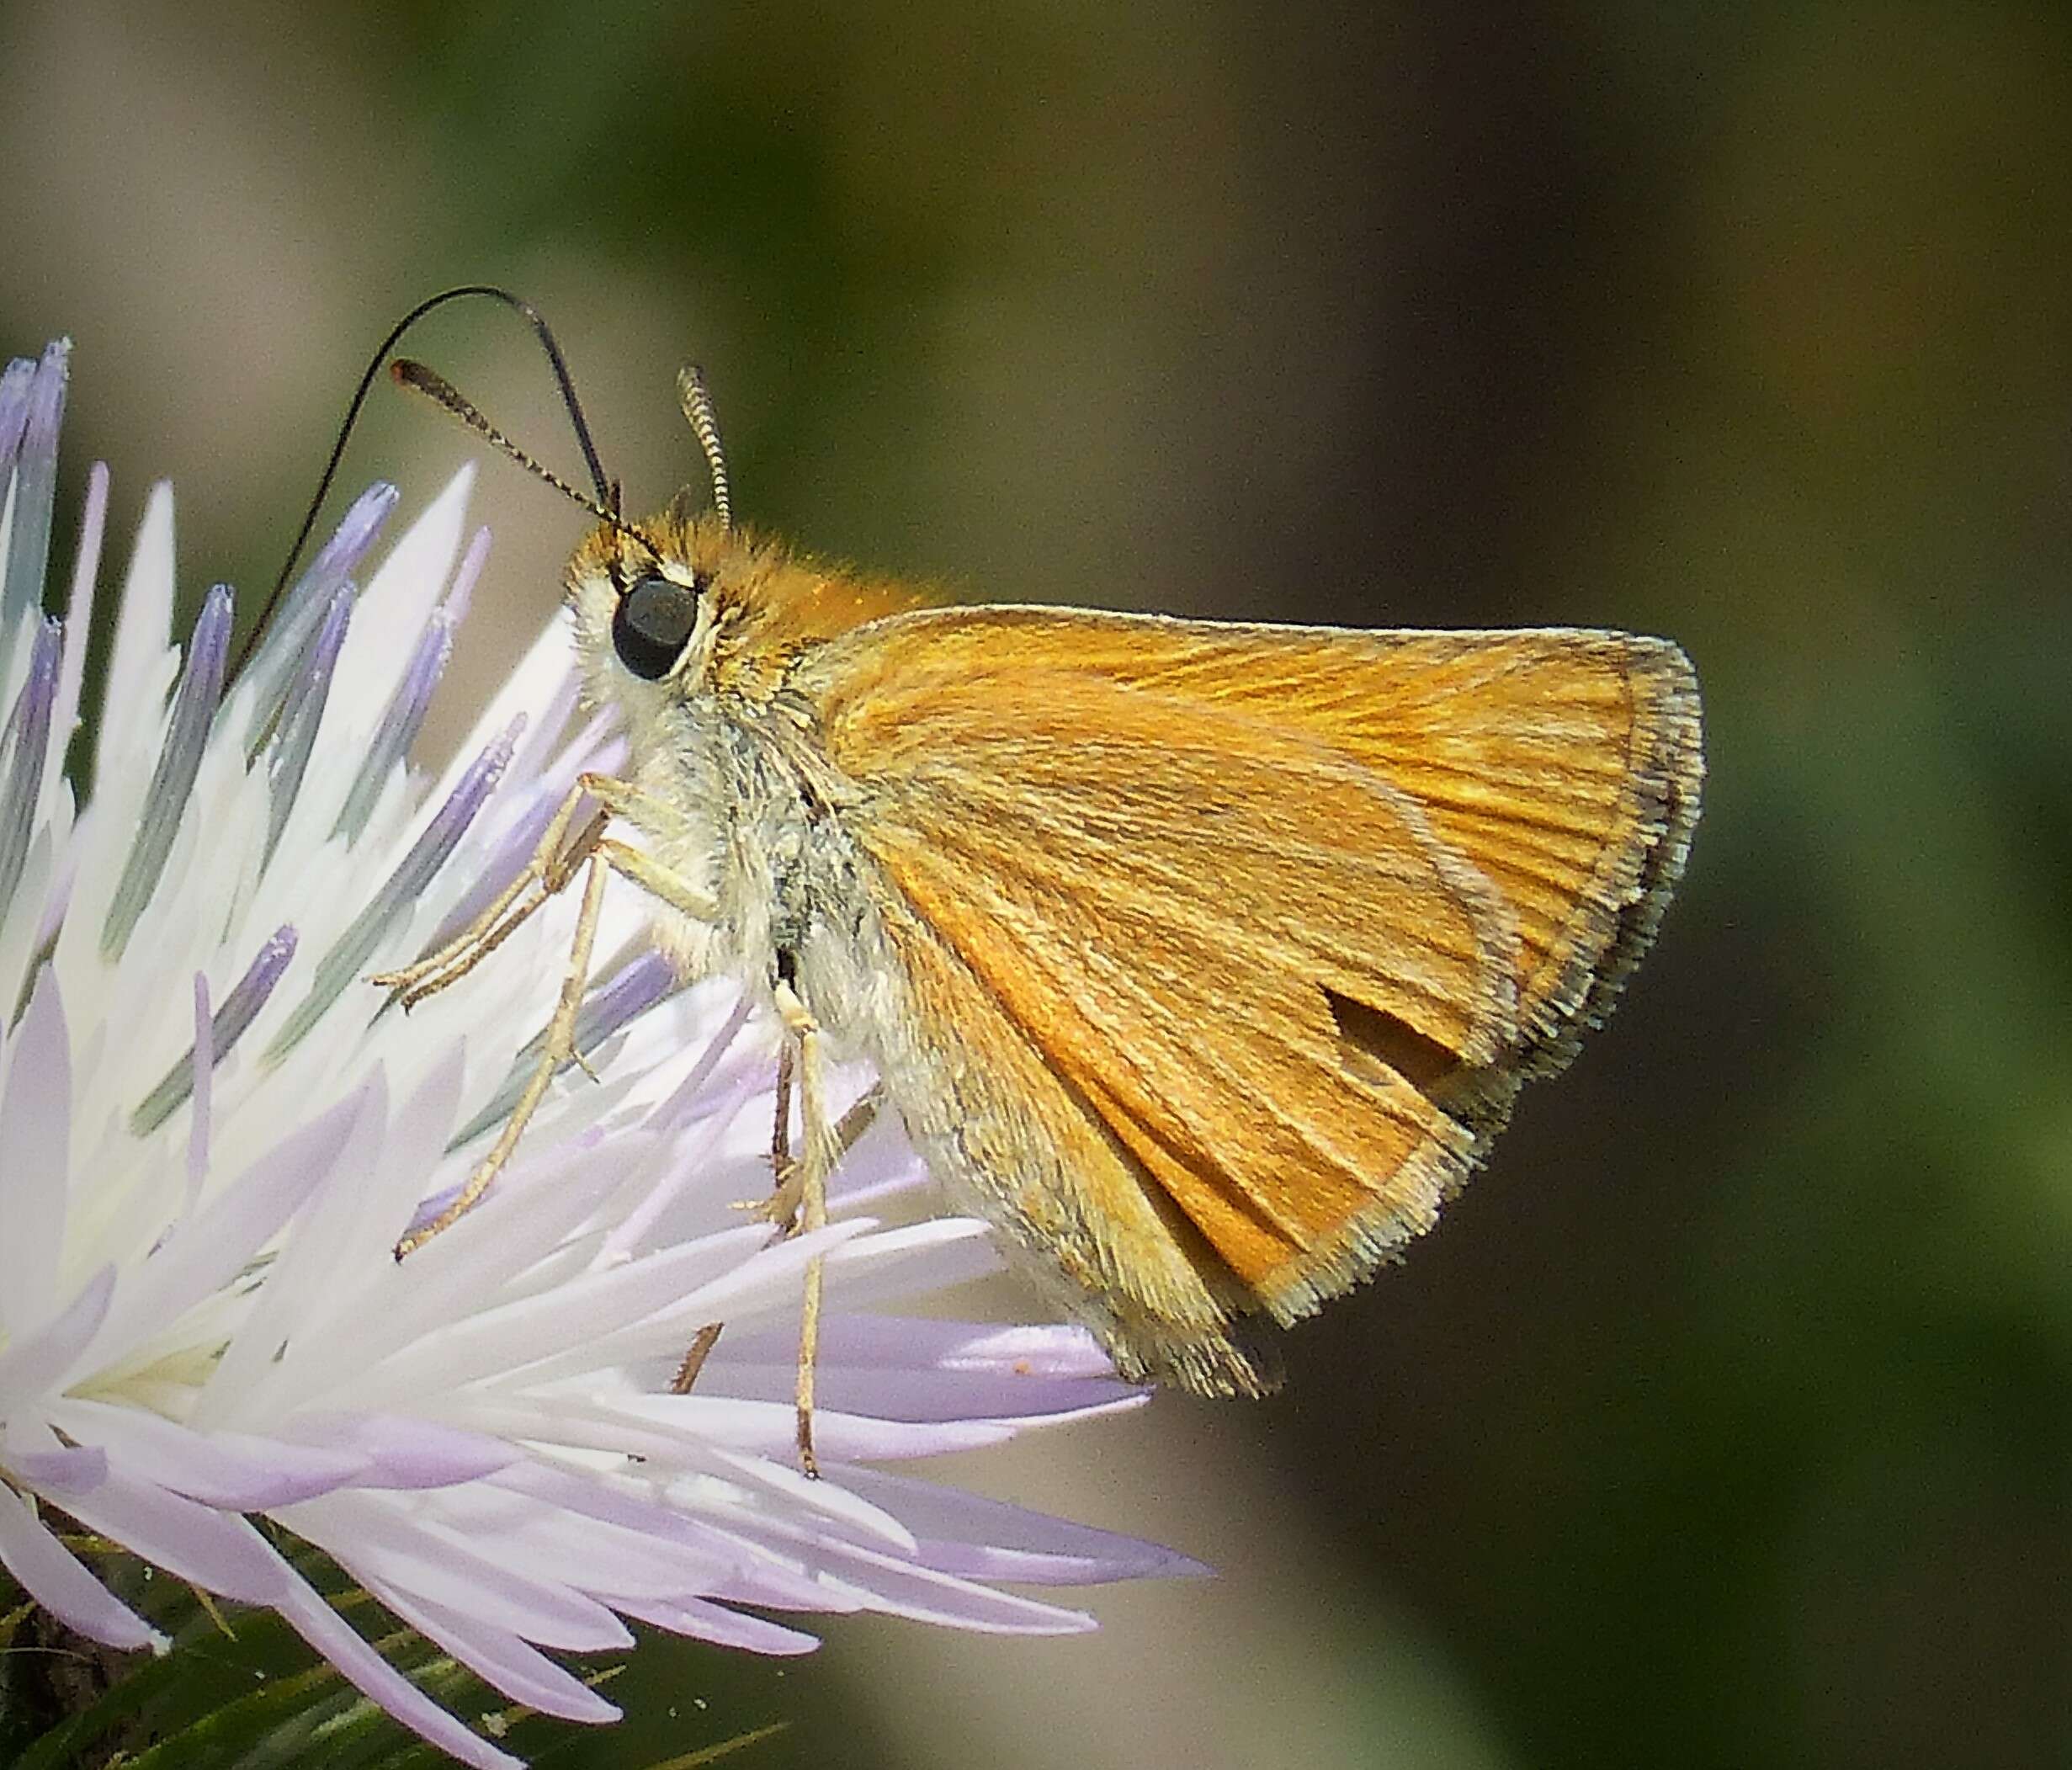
[802,609,1701,1390]
[980,615,1707,1077]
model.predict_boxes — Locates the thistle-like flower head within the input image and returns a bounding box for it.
[0,341,1195,1767]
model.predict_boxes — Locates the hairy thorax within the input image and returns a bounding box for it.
[564,511,929,1060]
[617,671,909,1071]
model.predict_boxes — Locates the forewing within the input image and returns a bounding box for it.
[801,607,1700,1377]
[821,609,1702,1076]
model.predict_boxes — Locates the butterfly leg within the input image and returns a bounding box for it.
[768,970,838,1477]
[373,779,605,1006]
[676,1065,885,1406]
[389,785,720,1261]
[676,1032,801,1399]
[395,847,614,1256]
[668,1023,798,1399]
[375,772,714,1007]
[670,1322,725,1395]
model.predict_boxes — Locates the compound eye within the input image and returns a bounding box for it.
[610,573,700,680]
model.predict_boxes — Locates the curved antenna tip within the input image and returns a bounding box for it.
[677,364,732,532]
[391,358,622,530]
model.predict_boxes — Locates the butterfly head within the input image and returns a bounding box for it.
[568,500,938,732]
[565,506,739,721]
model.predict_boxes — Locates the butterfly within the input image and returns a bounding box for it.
[329,290,1701,1466]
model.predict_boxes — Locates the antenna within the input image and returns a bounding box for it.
[390,359,622,528]
[676,364,732,531]
[239,285,618,678]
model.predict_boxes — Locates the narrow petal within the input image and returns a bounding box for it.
[129,925,299,1134]
[48,461,108,800]
[0,355,35,476]
[78,1087,368,1379]
[372,1221,869,1402]
[264,1138,661,1411]
[232,481,396,753]
[331,605,452,846]
[328,465,473,727]
[0,617,61,922]
[185,972,211,1202]
[0,1479,159,1650]
[259,720,519,1062]
[395,1485,746,1602]
[194,1066,392,1423]
[715,1517,1101,1634]
[0,962,72,1333]
[270,1414,518,1489]
[101,582,232,957]
[838,1467,1213,1584]
[616,1594,820,1656]
[0,1262,113,1397]
[44,1398,371,1509]
[287,1492,633,1651]
[369,1583,620,1723]
[3,1434,106,1493]
[683,1317,1140,1423]
[35,1468,291,1606]
[268,1567,524,1770]
[261,584,350,867]
[450,949,682,1146]
[486,1459,814,1567]
[596,1392,1016,1464]
[2,341,66,633]
[91,481,174,798]
[232,1042,462,1357]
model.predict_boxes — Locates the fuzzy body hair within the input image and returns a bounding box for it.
[561,506,1704,1395]
[562,513,1217,1378]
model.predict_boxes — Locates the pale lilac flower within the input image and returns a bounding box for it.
[0,341,1199,1767]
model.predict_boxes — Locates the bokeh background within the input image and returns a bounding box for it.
[3,3,2069,1766]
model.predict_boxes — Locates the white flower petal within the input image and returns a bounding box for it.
[92,480,173,797]
[195,1067,396,1422]
[274,1413,520,1488]
[369,1583,621,1724]
[616,1593,820,1656]
[270,1571,524,1770]
[321,465,475,780]
[45,462,105,809]
[45,1398,370,1509]
[839,1466,1213,1583]
[0,1263,112,1397]
[286,1491,633,1652]
[692,1317,1140,1424]
[36,1467,290,1606]
[3,1432,104,1495]
[77,1086,369,1382]
[0,960,71,1333]
[715,1514,1100,1635]
[0,1479,159,1650]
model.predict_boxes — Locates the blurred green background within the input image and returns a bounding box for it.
[3,3,2069,1766]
